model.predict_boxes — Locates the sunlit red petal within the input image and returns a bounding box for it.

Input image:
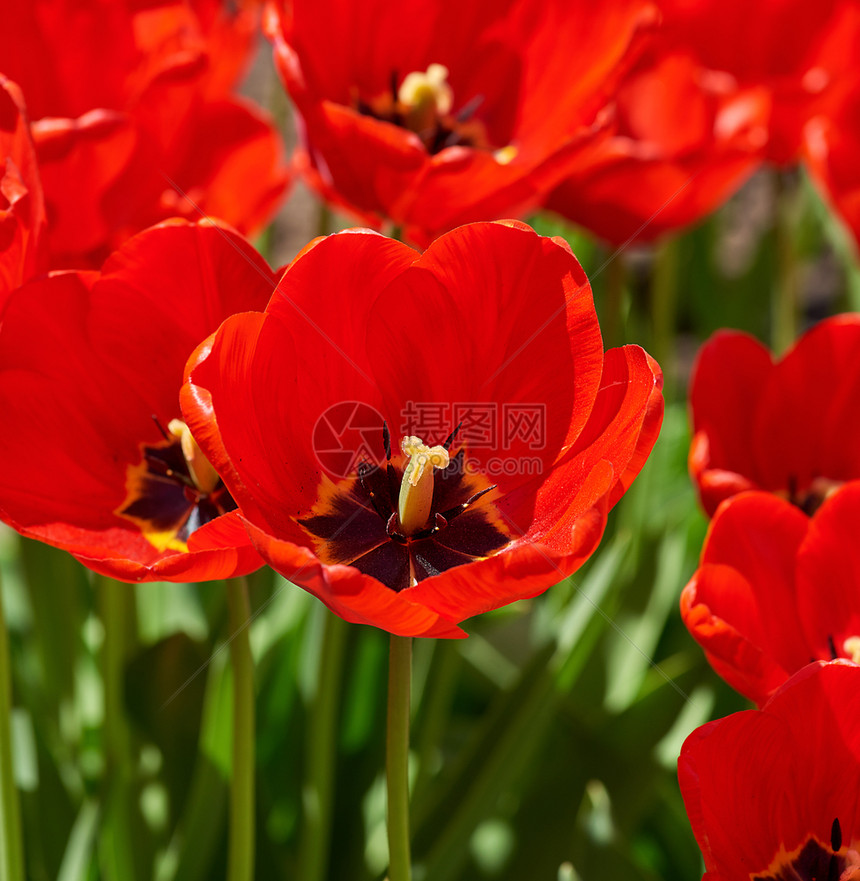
[680,492,811,705]
[679,661,860,880]
[0,76,46,299]
[0,220,275,581]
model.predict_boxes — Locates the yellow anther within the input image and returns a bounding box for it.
[168,418,220,495]
[493,145,518,165]
[843,636,860,664]
[398,435,449,535]
[398,64,453,137]
[398,64,453,115]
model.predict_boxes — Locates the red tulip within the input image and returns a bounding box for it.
[0,219,277,582]
[181,221,663,637]
[679,661,860,881]
[689,316,860,517]
[0,76,46,302]
[805,82,860,257]
[681,483,860,704]
[4,0,288,268]
[659,0,860,165]
[266,0,657,245]
[544,48,768,244]
[660,0,860,165]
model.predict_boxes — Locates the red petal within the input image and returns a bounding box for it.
[689,330,773,514]
[681,492,811,703]
[242,516,465,638]
[0,76,46,299]
[797,482,860,662]
[679,661,860,879]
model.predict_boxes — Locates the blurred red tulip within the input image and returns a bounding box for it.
[4,0,289,268]
[0,76,47,303]
[265,0,657,245]
[0,219,276,582]
[659,0,860,165]
[181,221,663,637]
[544,48,768,244]
[805,83,860,257]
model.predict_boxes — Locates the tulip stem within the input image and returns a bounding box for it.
[299,609,348,881]
[772,170,801,355]
[387,634,413,881]
[0,570,24,881]
[651,236,680,393]
[226,576,255,881]
[98,576,138,881]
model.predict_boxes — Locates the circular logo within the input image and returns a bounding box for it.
[312,401,386,478]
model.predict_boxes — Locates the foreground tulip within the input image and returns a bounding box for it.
[0,76,46,301]
[181,221,663,637]
[544,47,767,244]
[0,219,276,581]
[266,0,656,245]
[679,661,860,881]
[681,484,860,705]
[4,0,288,267]
[688,316,860,516]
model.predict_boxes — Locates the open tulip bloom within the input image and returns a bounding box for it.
[689,315,860,517]
[0,218,277,581]
[181,221,663,637]
[679,661,860,881]
[265,0,657,244]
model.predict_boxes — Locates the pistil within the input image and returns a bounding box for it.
[168,419,219,494]
[397,63,453,136]
[397,436,449,535]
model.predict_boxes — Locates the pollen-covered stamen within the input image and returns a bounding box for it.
[843,636,860,664]
[167,419,220,495]
[398,63,453,137]
[397,435,449,535]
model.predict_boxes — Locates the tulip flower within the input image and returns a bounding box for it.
[0,219,276,581]
[181,221,663,636]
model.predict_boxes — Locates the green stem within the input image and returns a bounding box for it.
[773,171,800,355]
[226,577,255,881]
[299,610,348,881]
[97,576,138,881]
[317,202,332,239]
[0,570,25,881]
[386,635,413,881]
[650,236,680,393]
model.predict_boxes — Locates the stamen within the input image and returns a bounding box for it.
[167,419,219,494]
[829,634,839,660]
[843,636,860,664]
[832,818,843,852]
[397,435,449,535]
[398,63,453,123]
[442,421,463,451]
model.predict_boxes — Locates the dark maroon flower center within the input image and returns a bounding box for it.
[299,425,510,592]
[755,821,860,881]
[116,422,236,550]
[354,67,495,155]
[785,475,844,516]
